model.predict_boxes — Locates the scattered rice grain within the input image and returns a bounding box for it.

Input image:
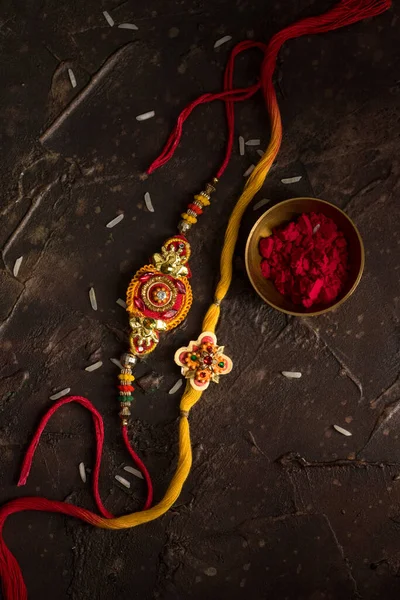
[169,378,183,395]
[118,23,138,30]
[103,10,114,26]
[115,475,130,489]
[239,136,245,156]
[281,176,302,184]
[313,224,321,234]
[49,387,71,400]
[243,164,255,177]
[68,68,77,89]
[282,371,302,379]
[144,192,154,212]
[214,35,232,49]
[136,111,155,121]
[253,198,271,211]
[106,213,124,228]
[110,358,123,369]
[333,424,352,437]
[124,466,144,480]
[256,149,264,157]
[245,139,261,146]
[116,298,127,309]
[85,360,103,372]
[13,256,23,277]
[89,287,98,311]
[79,462,87,483]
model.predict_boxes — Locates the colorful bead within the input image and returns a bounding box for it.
[194,194,210,207]
[118,384,134,392]
[188,203,203,215]
[118,373,135,381]
[120,353,138,367]
[181,213,197,225]
[178,220,191,234]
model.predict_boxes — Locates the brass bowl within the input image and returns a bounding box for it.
[245,197,365,316]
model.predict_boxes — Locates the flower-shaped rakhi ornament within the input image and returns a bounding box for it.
[174,331,233,391]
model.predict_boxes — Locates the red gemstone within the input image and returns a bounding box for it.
[175,279,186,294]
[134,297,146,312]
[206,345,213,353]
[161,309,178,319]
[203,355,213,365]
[139,273,153,282]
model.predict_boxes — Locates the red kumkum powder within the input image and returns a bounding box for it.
[259,212,349,308]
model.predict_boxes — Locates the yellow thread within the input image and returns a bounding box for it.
[118,374,135,381]
[91,104,282,531]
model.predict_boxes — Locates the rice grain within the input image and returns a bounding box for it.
[13,256,23,277]
[85,361,103,372]
[243,165,255,177]
[169,379,183,395]
[239,136,245,156]
[103,10,114,26]
[68,68,77,88]
[253,198,271,211]
[214,35,232,49]
[89,287,98,311]
[136,111,155,121]
[282,371,302,379]
[116,298,127,309]
[110,358,123,369]
[124,466,144,480]
[106,213,124,228]
[118,23,138,30]
[245,139,261,146]
[281,176,302,184]
[79,462,87,483]
[144,192,154,212]
[49,388,71,400]
[115,475,130,489]
[333,424,352,437]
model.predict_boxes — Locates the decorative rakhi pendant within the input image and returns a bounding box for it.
[174,331,233,391]
[116,178,218,424]
[126,235,193,356]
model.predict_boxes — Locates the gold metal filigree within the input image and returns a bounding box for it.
[129,316,167,348]
[152,246,189,278]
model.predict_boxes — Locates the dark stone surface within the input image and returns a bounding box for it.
[0,1,399,598]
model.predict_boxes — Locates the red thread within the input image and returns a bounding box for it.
[17,396,153,518]
[121,426,153,509]
[147,1,390,180]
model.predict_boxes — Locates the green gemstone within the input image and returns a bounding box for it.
[218,362,225,368]
[190,354,198,361]
[119,395,132,403]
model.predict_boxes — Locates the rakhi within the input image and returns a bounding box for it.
[0,1,390,598]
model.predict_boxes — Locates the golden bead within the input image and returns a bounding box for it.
[181,213,197,224]
[194,194,210,207]
[121,418,128,426]
[118,373,135,381]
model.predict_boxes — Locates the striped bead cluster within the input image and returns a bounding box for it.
[118,353,138,425]
[178,177,218,234]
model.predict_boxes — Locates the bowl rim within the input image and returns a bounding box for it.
[245,197,365,317]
